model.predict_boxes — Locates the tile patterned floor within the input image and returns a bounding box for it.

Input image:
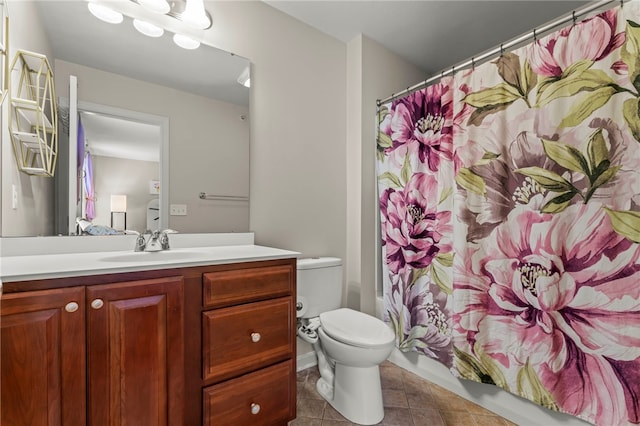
[289,361,518,426]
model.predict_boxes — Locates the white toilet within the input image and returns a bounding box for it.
[296,257,395,425]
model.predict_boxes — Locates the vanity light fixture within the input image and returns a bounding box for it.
[173,33,200,50]
[180,0,211,30]
[87,2,124,24]
[88,0,212,49]
[133,18,164,37]
[137,0,170,14]
[140,0,213,30]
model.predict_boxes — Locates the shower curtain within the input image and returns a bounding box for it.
[377,4,640,425]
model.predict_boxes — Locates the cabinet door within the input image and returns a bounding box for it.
[86,276,184,426]
[0,286,86,426]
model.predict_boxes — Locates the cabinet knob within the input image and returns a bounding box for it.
[250,403,260,415]
[91,299,104,310]
[250,332,261,343]
[65,302,79,313]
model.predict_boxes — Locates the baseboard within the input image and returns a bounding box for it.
[296,351,318,372]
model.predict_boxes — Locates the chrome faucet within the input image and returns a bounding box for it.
[135,230,172,252]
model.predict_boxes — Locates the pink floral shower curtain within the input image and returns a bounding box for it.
[377,4,640,425]
[377,80,455,364]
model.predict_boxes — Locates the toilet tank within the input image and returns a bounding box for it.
[296,257,343,318]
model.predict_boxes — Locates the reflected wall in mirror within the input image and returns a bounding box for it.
[0,0,250,237]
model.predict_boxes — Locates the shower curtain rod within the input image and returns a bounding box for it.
[377,0,623,106]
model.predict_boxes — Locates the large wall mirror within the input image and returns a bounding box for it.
[1,0,250,237]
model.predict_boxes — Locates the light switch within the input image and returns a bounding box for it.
[12,185,17,210]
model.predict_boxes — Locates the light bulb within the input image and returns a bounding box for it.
[87,2,123,24]
[181,0,211,29]
[133,19,164,37]
[173,33,200,50]
[138,0,170,14]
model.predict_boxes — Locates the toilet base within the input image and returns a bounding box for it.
[317,363,384,425]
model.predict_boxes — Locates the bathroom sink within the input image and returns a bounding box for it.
[100,250,203,263]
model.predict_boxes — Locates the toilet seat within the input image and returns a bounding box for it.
[319,308,395,349]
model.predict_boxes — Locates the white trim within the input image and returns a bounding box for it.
[296,351,318,372]
[68,76,78,235]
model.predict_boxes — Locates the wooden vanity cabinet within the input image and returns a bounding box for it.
[0,275,184,426]
[0,257,297,426]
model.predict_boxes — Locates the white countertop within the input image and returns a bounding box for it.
[0,245,299,282]
[0,234,299,282]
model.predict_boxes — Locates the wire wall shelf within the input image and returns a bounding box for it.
[9,50,58,177]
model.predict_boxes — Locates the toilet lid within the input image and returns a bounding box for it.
[319,308,395,349]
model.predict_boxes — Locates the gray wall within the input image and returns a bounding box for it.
[1,1,54,236]
[203,1,348,261]
[91,155,158,233]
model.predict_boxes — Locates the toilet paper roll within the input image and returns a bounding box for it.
[296,296,308,318]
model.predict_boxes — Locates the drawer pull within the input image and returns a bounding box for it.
[91,299,104,310]
[250,403,261,415]
[251,332,261,343]
[65,302,79,313]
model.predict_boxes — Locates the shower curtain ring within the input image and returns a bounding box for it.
[500,44,504,56]
[533,29,537,42]
[471,57,475,70]
[572,11,577,26]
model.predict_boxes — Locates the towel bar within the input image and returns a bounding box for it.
[199,192,248,202]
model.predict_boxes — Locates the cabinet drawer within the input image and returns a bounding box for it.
[203,360,295,426]
[203,264,293,309]
[203,297,293,383]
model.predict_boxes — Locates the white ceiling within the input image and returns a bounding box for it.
[79,111,161,162]
[265,0,592,75]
